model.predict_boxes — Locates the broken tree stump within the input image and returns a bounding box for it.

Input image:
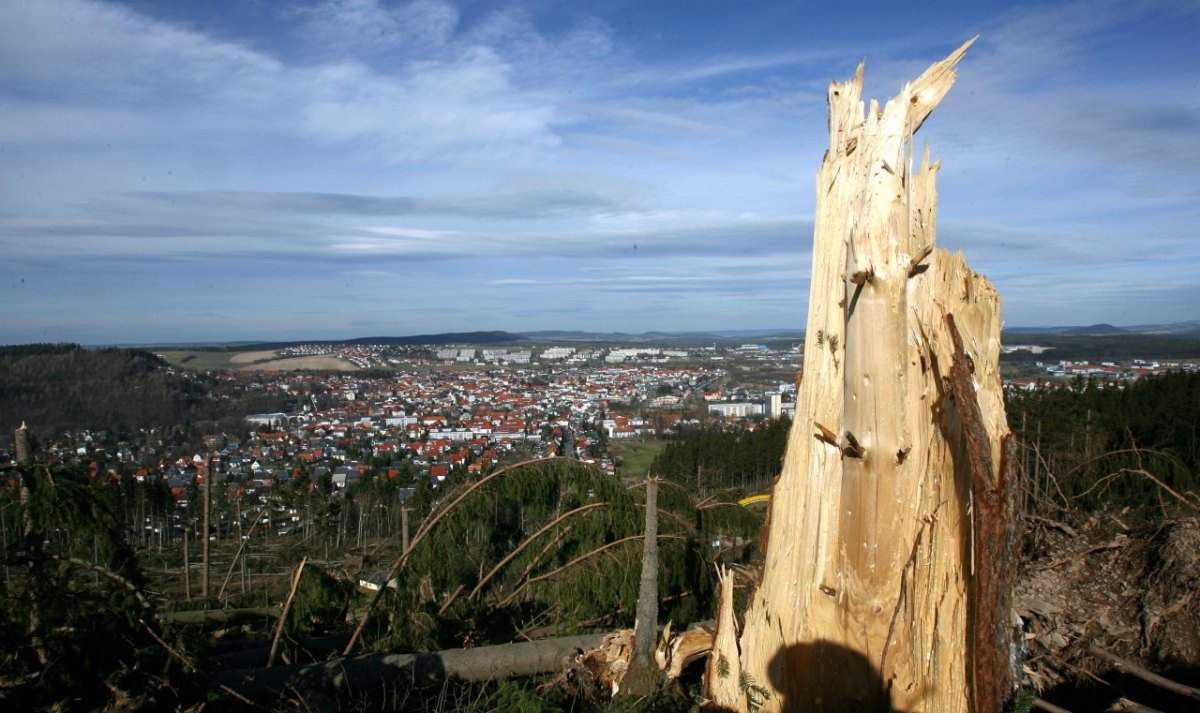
[709,39,1020,712]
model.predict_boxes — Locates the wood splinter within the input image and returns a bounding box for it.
[907,245,933,277]
[814,422,840,448]
[842,431,864,459]
[850,268,874,285]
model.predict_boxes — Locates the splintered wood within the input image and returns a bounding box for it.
[708,39,1019,712]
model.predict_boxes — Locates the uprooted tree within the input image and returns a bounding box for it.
[709,40,1021,712]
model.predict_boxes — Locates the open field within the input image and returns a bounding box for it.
[230,349,279,364]
[238,355,358,371]
[158,350,238,370]
[610,438,666,480]
[160,350,357,372]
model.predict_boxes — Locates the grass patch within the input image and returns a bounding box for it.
[610,438,666,480]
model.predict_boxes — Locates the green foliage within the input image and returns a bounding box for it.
[999,333,1200,361]
[651,417,790,495]
[1007,371,1200,513]
[611,439,666,479]
[290,564,351,633]
[1007,688,1038,713]
[490,679,564,712]
[738,670,772,712]
[382,460,727,651]
[0,463,200,711]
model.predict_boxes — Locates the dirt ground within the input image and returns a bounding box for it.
[1017,509,1200,710]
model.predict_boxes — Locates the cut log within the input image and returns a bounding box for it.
[711,39,1020,712]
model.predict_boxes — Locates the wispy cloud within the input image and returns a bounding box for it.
[293,0,460,55]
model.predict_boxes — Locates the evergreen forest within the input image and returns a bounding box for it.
[1007,371,1200,513]
[0,344,291,443]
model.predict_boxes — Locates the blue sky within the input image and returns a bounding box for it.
[1,0,1197,344]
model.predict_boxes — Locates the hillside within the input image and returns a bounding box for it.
[999,332,1200,360]
[0,344,285,441]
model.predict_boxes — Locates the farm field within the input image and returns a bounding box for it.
[159,350,358,372]
[237,355,358,371]
[229,349,279,364]
[158,350,238,370]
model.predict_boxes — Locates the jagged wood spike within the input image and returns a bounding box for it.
[711,38,1018,712]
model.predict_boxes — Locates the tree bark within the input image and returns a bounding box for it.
[710,39,1019,712]
[14,422,48,667]
[201,454,212,599]
[622,477,660,696]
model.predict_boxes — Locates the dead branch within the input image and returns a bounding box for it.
[1032,698,1076,713]
[267,557,307,668]
[140,619,197,673]
[50,555,154,614]
[217,505,270,600]
[1117,469,1200,512]
[1027,514,1078,538]
[436,584,465,617]
[1087,644,1200,702]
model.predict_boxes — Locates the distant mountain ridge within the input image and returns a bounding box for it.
[86,321,1200,349]
[234,331,526,350]
[520,329,802,343]
[1005,321,1200,338]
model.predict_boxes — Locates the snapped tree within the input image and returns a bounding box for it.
[708,40,1021,712]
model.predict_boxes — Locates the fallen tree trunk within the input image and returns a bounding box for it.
[163,607,280,626]
[710,39,1020,712]
[213,621,719,706]
[214,633,608,704]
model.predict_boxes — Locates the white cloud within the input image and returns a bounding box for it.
[0,0,565,166]
[299,48,561,163]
